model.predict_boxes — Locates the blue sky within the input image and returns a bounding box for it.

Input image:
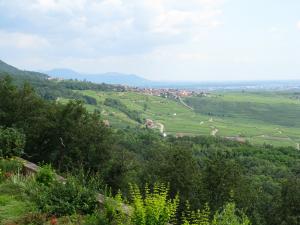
[0,0,299,81]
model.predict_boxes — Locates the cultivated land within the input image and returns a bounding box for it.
[59,90,300,148]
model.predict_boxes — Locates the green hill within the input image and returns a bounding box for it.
[0,59,48,80]
[56,89,300,148]
[1,60,300,148]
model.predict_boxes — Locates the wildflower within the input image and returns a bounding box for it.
[50,215,58,225]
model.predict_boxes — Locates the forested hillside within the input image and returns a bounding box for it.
[0,60,125,101]
[1,72,300,224]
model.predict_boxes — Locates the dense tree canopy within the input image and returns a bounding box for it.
[1,75,300,225]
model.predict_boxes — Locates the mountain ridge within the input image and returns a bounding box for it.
[45,68,150,86]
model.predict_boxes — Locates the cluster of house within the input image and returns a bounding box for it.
[127,87,209,99]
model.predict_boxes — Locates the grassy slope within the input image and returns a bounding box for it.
[0,182,36,224]
[58,90,300,148]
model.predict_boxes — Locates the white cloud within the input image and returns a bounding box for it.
[0,31,50,50]
[297,21,300,30]
[0,0,223,57]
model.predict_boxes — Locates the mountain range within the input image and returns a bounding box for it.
[44,68,150,86]
[1,59,300,90]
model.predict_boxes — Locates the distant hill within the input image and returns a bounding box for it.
[0,60,48,80]
[0,60,125,100]
[45,69,150,86]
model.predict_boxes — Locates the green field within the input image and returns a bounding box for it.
[59,90,300,148]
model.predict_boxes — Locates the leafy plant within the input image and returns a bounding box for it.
[129,183,179,225]
[35,164,56,186]
[0,158,23,181]
[28,176,98,216]
[0,127,25,158]
[182,202,211,225]
[212,203,251,225]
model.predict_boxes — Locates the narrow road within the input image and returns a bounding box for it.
[178,96,193,110]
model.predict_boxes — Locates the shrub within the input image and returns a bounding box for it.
[0,158,23,181]
[0,127,25,158]
[29,176,99,216]
[129,183,179,225]
[84,213,110,225]
[14,213,48,225]
[182,202,211,225]
[35,165,56,186]
[212,203,251,225]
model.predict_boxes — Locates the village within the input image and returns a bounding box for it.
[127,86,209,99]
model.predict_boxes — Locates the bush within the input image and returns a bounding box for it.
[29,176,99,216]
[0,158,23,181]
[181,202,211,225]
[212,203,251,225]
[35,165,56,186]
[0,127,25,158]
[129,183,179,225]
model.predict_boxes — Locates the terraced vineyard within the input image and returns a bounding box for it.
[59,90,300,148]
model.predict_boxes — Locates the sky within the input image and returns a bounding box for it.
[0,0,300,81]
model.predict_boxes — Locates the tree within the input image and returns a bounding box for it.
[0,127,25,157]
[212,203,251,225]
[201,149,243,212]
[279,177,300,225]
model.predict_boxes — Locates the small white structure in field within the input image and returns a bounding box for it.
[173,113,177,116]
[162,132,167,137]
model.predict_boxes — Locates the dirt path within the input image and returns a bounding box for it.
[178,96,193,110]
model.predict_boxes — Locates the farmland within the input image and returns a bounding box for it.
[59,90,300,148]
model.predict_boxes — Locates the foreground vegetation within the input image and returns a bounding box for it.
[0,75,300,224]
[0,159,250,225]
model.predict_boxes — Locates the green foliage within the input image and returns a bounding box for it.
[104,97,142,123]
[0,77,114,173]
[84,213,110,225]
[0,127,25,157]
[0,194,35,223]
[279,176,300,225]
[35,164,56,186]
[185,93,300,127]
[201,149,242,211]
[1,75,300,225]
[182,202,211,225]
[129,183,179,225]
[0,158,23,181]
[0,177,39,224]
[83,95,97,105]
[212,203,251,225]
[28,176,98,216]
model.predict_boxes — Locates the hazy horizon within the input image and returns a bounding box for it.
[0,0,299,81]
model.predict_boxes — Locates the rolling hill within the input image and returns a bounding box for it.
[1,59,300,148]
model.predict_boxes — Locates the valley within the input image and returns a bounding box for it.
[58,89,300,148]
